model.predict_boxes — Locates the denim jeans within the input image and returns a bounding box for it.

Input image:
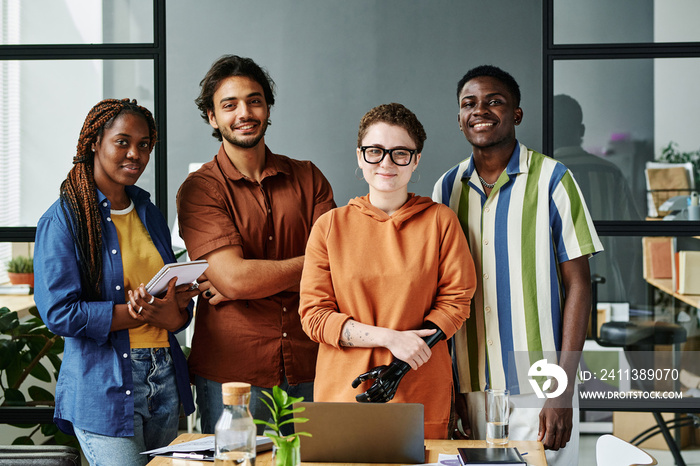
[76,348,180,466]
[194,374,313,435]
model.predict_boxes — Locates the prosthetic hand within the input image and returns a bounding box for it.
[352,322,446,403]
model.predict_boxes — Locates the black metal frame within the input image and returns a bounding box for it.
[0,0,167,243]
[544,3,700,464]
[543,0,700,238]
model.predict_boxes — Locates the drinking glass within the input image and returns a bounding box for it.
[485,388,510,445]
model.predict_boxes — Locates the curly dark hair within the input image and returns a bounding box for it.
[357,103,427,153]
[60,98,157,300]
[456,65,521,107]
[195,55,276,141]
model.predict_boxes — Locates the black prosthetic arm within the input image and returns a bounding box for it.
[352,321,446,402]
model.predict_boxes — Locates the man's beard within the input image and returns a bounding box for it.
[220,118,268,149]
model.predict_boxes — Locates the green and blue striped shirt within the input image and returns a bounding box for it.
[433,142,603,394]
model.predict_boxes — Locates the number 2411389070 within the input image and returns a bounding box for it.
[579,368,679,382]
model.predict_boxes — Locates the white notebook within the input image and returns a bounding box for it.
[145,260,208,296]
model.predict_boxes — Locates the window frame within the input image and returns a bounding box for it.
[543,0,700,237]
[0,0,167,242]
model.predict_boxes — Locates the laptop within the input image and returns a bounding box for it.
[294,402,425,463]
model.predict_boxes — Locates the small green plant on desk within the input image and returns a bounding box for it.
[253,385,311,466]
[0,306,77,448]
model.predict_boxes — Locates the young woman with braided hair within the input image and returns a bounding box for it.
[35,99,199,465]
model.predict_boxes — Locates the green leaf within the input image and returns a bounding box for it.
[29,361,51,383]
[8,423,35,429]
[48,336,64,355]
[259,389,275,405]
[5,356,22,387]
[259,397,278,423]
[28,385,54,403]
[3,388,26,405]
[41,423,59,437]
[0,311,19,332]
[15,322,40,335]
[279,406,305,417]
[285,394,305,405]
[263,432,281,441]
[0,339,18,370]
[279,418,304,428]
[29,325,54,339]
[285,416,308,424]
[252,419,276,430]
[19,350,34,366]
[47,353,62,373]
[26,339,47,358]
[272,385,288,407]
[12,436,34,445]
[28,306,40,319]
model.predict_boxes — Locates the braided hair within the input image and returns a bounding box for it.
[59,98,157,300]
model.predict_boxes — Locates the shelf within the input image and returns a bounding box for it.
[646,277,700,308]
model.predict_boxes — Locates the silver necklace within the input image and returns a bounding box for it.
[478,174,496,189]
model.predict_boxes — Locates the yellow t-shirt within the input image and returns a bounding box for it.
[111,201,169,348]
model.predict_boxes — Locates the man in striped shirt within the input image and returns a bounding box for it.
[433,65,602,466]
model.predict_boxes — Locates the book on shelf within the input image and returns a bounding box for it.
[678,250,700,295]
[642,236,673,279]
[145,260,208,296]
[670,237,679,292]
[456,447,526,465]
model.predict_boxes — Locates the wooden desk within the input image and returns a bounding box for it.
[0,293,35,319]
[147,434,547,466]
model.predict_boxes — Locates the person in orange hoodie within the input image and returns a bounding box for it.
[299,103,476,439]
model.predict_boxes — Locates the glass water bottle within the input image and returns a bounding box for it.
[214,382,256,465]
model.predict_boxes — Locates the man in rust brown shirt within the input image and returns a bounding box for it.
[176,55,335,434]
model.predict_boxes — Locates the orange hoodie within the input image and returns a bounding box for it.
[300,194,476,438]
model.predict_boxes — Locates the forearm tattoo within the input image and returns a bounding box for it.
[341,321,372,347]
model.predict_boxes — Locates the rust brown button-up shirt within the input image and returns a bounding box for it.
[176,145,335,386]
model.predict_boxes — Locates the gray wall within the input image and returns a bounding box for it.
[166,0,543,225]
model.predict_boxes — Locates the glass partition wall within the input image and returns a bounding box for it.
[0,0,166,283]
[544,0,700,447]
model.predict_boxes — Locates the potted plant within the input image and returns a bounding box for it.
[253,385,311,466]
[0,306,76,448]
[658,141,700,187]
[5,256,34,288]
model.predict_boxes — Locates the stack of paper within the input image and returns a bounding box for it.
[0,284,32,295]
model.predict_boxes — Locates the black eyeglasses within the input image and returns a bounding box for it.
[359,146,417,166]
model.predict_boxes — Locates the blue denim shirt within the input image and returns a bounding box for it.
[34,185,194,437]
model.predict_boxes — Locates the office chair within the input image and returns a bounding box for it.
[596,434,657,466]
[590,275,691,466]
[590,275,687,391]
